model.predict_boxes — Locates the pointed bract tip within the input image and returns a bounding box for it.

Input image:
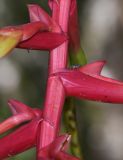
[8,98,19,104]
[49,134,71,157]
[0,21,48,57]
[79,60,106,75]
[27,4,50,24]
[27,3,61,32]
[27,4,40,17]
[39,134,79,160]
[8,99,23,107]
[8,99,33,115]
[55,0,59,5]
[27,4,36,7]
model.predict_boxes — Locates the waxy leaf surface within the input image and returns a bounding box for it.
[28,4,61,32]
[54,61,123,103]
[18,32,67,50]
[39,135,79,160]
[48,0,60,10]
[0,22,48,58]
[0,99,42,159]
[0,99,42,134]
[0,119,41,159]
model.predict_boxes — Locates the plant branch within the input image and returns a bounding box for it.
[37,0,72,154]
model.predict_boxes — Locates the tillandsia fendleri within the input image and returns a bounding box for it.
[0,0,123,159]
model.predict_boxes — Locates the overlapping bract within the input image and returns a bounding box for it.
[0,99,35,134]
[0,4,67,58]
[28,4,61,32]
[0,100,78,159]
[0,99,42,134]
[54,61,123,103]
[1,0,123,160]
[18,32,67,50]
[0,99,42,159]
[39,135,79,160]
[1,61,123,159]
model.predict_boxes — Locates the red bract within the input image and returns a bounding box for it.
[0,0,123,160]
[56,61,123,103]
[0,21,48,57]
[28,4,61,32]
[0,99,42,134]
[48,0,59,10]
[0,3,65,58]
[0,99,42,159]
[18,32,67,50]
[17,4,67,50]
[38,135,79,160]
[0,99,35,134]
[0,22,48,41]
[0,119,41,159]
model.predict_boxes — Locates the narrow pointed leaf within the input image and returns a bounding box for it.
[56,62,123,103]
[28,4,51,24]
[18,32,67,50]
[38,134,79,160]
[79,61,123,84]
[38,135,68,158]
[8,99,35,115]
[50,134,71,156]
[48,0,59,10]
[0,114,33,135]
[0,22,48,57]
[28,4,61,32]
[79,60,106,75]
[19,22,48,41]
[48,0,53,9]
[0,22,48,41]
[0,119,41,159]
[0,99,41,134]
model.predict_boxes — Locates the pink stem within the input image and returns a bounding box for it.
[37,0,71,151]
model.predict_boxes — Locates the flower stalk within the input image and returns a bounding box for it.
[37,0,71,151]
[0,0,123,160]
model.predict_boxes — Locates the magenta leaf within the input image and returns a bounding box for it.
[0,99,42,135]
[0,119,41,159]
[0,22,48,42]
[48,0,59,10]
[18,22,48,41]
[53,61,123,103]
[28,4,61,32]
[79,60,106,75]
[8,99,35,115]
[0,99,42,159]
[78,61,122,84]
[38,134,79,160]
[18,32,67,50]
[0,21,49,57]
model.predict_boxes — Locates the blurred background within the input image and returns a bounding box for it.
[0,0,123,159]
